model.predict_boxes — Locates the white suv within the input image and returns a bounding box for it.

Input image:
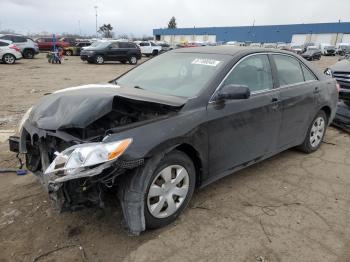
[0,34,39,59]
[0,40,22,64]
[135,41,162,57]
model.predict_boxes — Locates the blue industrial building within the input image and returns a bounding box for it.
[153,22,350,43]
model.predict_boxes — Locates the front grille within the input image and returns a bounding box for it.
[333,72,350,89]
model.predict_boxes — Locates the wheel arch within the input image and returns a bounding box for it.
[173,143,203,188]
[319,105,331,123]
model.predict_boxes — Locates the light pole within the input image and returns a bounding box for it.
[94,6,98,38]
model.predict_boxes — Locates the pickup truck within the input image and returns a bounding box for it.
[135,41,162,57]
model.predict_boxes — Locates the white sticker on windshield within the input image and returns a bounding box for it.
[191,58,221,67]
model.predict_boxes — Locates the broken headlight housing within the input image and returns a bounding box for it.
[44,138,132,175]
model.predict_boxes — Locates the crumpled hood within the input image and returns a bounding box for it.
[28,84,186,131]
[330,59,350,72]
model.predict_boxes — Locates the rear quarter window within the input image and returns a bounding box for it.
[301,63,317,81]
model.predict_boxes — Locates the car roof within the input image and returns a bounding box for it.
[172,46,294,56]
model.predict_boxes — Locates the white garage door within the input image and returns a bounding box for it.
[313,34,335,45]
[342,34,350,44]
[291,34,307,44]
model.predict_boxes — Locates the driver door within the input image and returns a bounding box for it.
[207,54,282,176]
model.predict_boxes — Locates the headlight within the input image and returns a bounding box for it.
[18,107,32,133]
[324,68,333,77]
[44,138,132,175]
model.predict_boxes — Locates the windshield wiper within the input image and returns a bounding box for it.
[134,85,144,90]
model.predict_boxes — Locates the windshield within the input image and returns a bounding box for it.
[117,52,230,98]
[89,41,110,48]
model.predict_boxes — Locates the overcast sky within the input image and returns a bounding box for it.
[0,0,349,36]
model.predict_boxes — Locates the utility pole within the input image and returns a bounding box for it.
[94,6,98,38]
[78,20,81,36]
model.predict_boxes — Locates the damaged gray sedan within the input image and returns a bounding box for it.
[9,47,338,235]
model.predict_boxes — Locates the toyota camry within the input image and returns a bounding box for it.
[9,46,338,235]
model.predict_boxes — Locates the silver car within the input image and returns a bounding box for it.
[0,34,39,59]
[0,40,22,64]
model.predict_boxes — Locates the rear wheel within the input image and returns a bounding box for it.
[152,50,159,56]
[95,55,104,64]
[65,50,73,56]
[298,110,327,153]
[2,54,16,64]
[129,55,137,65]
[23,49,34,59]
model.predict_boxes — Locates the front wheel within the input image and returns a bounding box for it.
[2,54,16,64]
[145,152,195,229]
[129,56,138,65]
[298,111,327,153]
[119,150,196,232]
[95,55,104,64]
[65,50,73,56]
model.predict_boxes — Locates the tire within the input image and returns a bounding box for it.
[2,54,16,64]
[344,101,350,107]
[152,50,159,56]
[119,150,196,231]
[23,49,34,59]
[145,54,151,57]
[298,110,327,153]
[65,50,73,56]
[95,55,104,64]
[129,56,138,65]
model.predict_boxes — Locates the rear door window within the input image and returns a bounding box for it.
[272,54,304,86]
[0,41,9,46]
[223,54,273,93]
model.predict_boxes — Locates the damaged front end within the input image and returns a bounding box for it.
[9,85,184,224]
[10,118,145,213]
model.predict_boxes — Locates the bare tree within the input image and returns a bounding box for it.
[98,24,114,38]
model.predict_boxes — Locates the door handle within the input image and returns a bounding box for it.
[271,97,279,110]
[314,87,320,94]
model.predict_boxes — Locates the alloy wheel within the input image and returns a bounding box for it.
[310,116,325,148]
[4,54,15,64]
[147,165,189,218]
[130,56,137,64]
[96,56,104,64]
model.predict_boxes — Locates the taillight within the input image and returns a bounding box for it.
[336,82,341,92]
[9,44,21,52]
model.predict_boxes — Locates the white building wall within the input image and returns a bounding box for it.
[159,35,216,45]
[291,34,308,44]
[341,34,350,44]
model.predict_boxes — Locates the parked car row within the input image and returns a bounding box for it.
[0,33,39,59]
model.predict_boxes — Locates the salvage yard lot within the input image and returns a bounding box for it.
[0,54,350,262]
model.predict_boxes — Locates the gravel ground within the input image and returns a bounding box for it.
[0,53,349,262]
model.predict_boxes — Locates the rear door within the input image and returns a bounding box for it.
[271,54,318,149]
[207,54,282,176]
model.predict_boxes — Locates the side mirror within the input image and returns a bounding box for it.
[216,84,250,101]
